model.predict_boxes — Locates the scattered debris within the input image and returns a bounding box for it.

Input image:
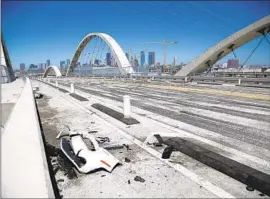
[57,179,64,183]
[46,143,77,179]
[88,130,98,134]
[97,136,110,144]
[56,129,120,174]
[162,145,174,159]
[153,143,163,147]
[128,180,131,184]
[91,121,95,124]
[246,185,255,191]
[104,145,124,151]
[53,166,60,175]
[134,176,145,183]
[101,175,106,177]
[124,157,131,163]
[154,134,165,144]
[123,144,131,151]
[169,160,183,164]
[34,93,43,99]
[259,193,265,196]
[57,150,78,179]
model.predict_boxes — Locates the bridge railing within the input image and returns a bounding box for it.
[1,78,55,198]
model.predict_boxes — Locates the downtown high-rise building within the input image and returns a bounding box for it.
[148,52,155,66]
[38,63,44,70]
[66,59,70,68]
[106,53,111,66]
[46,59,50,68]
[20,63,25,71]
[140,51,145,67]
[60,60,66,70]
[173,57,178,66]
[134,58,139,67]
[227,59,239,68]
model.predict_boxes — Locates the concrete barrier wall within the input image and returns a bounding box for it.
[1,78,55,198]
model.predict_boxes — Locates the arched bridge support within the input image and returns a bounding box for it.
[66,33,133,76]
[175,15,270,76]
[43,65,62,78]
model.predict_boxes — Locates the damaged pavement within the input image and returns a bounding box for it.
[34,80,270,198]
[36,82,218,198]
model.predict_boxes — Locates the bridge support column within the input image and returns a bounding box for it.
[123,95,131,118]
[70,83,75,93]
[184,77,188,83]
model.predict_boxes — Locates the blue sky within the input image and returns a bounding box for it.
[2,1,270,69]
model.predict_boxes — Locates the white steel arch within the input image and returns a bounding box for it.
[43,65,62,77]
[175,15,270,76]
[66,33,133,76]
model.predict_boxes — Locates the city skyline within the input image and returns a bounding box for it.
[2,1,270,69]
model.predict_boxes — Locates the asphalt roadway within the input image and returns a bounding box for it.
[37,78,270,198]
[57,79,270,150]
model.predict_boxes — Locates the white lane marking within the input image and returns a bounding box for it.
[194,101,270,115]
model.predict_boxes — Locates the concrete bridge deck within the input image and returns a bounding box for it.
[31,77,270,198]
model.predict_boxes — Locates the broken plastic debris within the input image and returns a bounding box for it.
[153,143,163,147]
[134,176,145,182]
[246,185,255,192]
[57,129,120,174]
[162,146,174,159]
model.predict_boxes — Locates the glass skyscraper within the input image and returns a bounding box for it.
[140,51,145,67]
[148,52,155,66]
[106,53,111,66]
[66,59,71,68]
[46,59,50,68]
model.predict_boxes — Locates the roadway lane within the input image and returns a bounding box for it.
[56,80,270,150]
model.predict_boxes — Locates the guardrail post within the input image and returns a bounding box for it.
[238,78,241,85]
[70,83,75,93]
[123,95,131,118]
[55,81,58,87]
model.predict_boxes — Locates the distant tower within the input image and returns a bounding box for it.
[106,53,111,66]
[20,63,26,71]
[140,51,145,67]
[66,59,71,69]
[46,59,50,68]
[60,61,66,70]
[173,57,177,66]
[148,52,155,66]
[227,59,239,68]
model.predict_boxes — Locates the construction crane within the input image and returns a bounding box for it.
[140,40,178,72]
